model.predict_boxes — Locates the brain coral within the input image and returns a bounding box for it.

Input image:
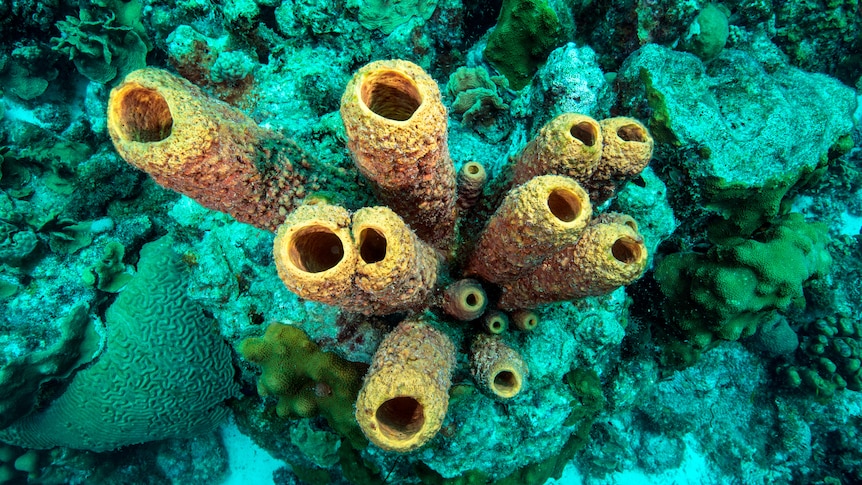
[0,238,238,452]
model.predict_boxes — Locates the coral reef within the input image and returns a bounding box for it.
[2,0,859,482]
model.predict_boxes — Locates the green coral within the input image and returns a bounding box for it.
[780,313,862,401]
[656,213,832,349]
[239,322,369,449]
[446,66,512,142]
[356,0,439,34]
[484,0,564,90]
[680,4,730,60]
[0,238,239,451]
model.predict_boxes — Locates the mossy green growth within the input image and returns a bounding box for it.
[239,322,369,449]
[779,313,862,402]
[484,0,564,90]
[656,213,832,348]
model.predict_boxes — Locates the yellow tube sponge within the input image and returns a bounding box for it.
[588,117,654,202]
[273,203,357,307]
[499,213,648,310]
[441,278,488,321]
[350,206,439,315]
[456,161,487,210]
[467,175,592,284]
[511,113,603,187]
[340,59,457,247]
[355,318,456,452]
[470,335,528,400]
[107,68,306,231]
[482,310,509,334]
[511,310,539,332]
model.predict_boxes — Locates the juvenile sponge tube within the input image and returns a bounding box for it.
[470,335,528,400]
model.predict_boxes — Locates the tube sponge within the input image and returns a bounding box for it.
[588,117,654,202]
[340,59,457,247]
[467,175,592,284]
[273,203,357,308]
[107,68,307,231]
[441,278,488,321]
[499,213,648,310]
[351,206,439,315]
[511,113,603,187]
[273,203,438,315]
[355,318,456,452]
[470,335,528,400]
[456,161,487,210]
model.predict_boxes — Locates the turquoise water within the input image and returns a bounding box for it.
[1,1,860,483]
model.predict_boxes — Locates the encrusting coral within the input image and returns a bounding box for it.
[340,59,457,247]
[354,318,456,452]
[107,68,311,231]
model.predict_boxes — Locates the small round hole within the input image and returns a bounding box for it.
[288,228,345,273]
[569,121,597,146]
[361,70,422,121]
[612,237,642,264]
[376,396,425,440]
[359,228,387,264]
[547,189,581,223]
[617,123,647,142]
